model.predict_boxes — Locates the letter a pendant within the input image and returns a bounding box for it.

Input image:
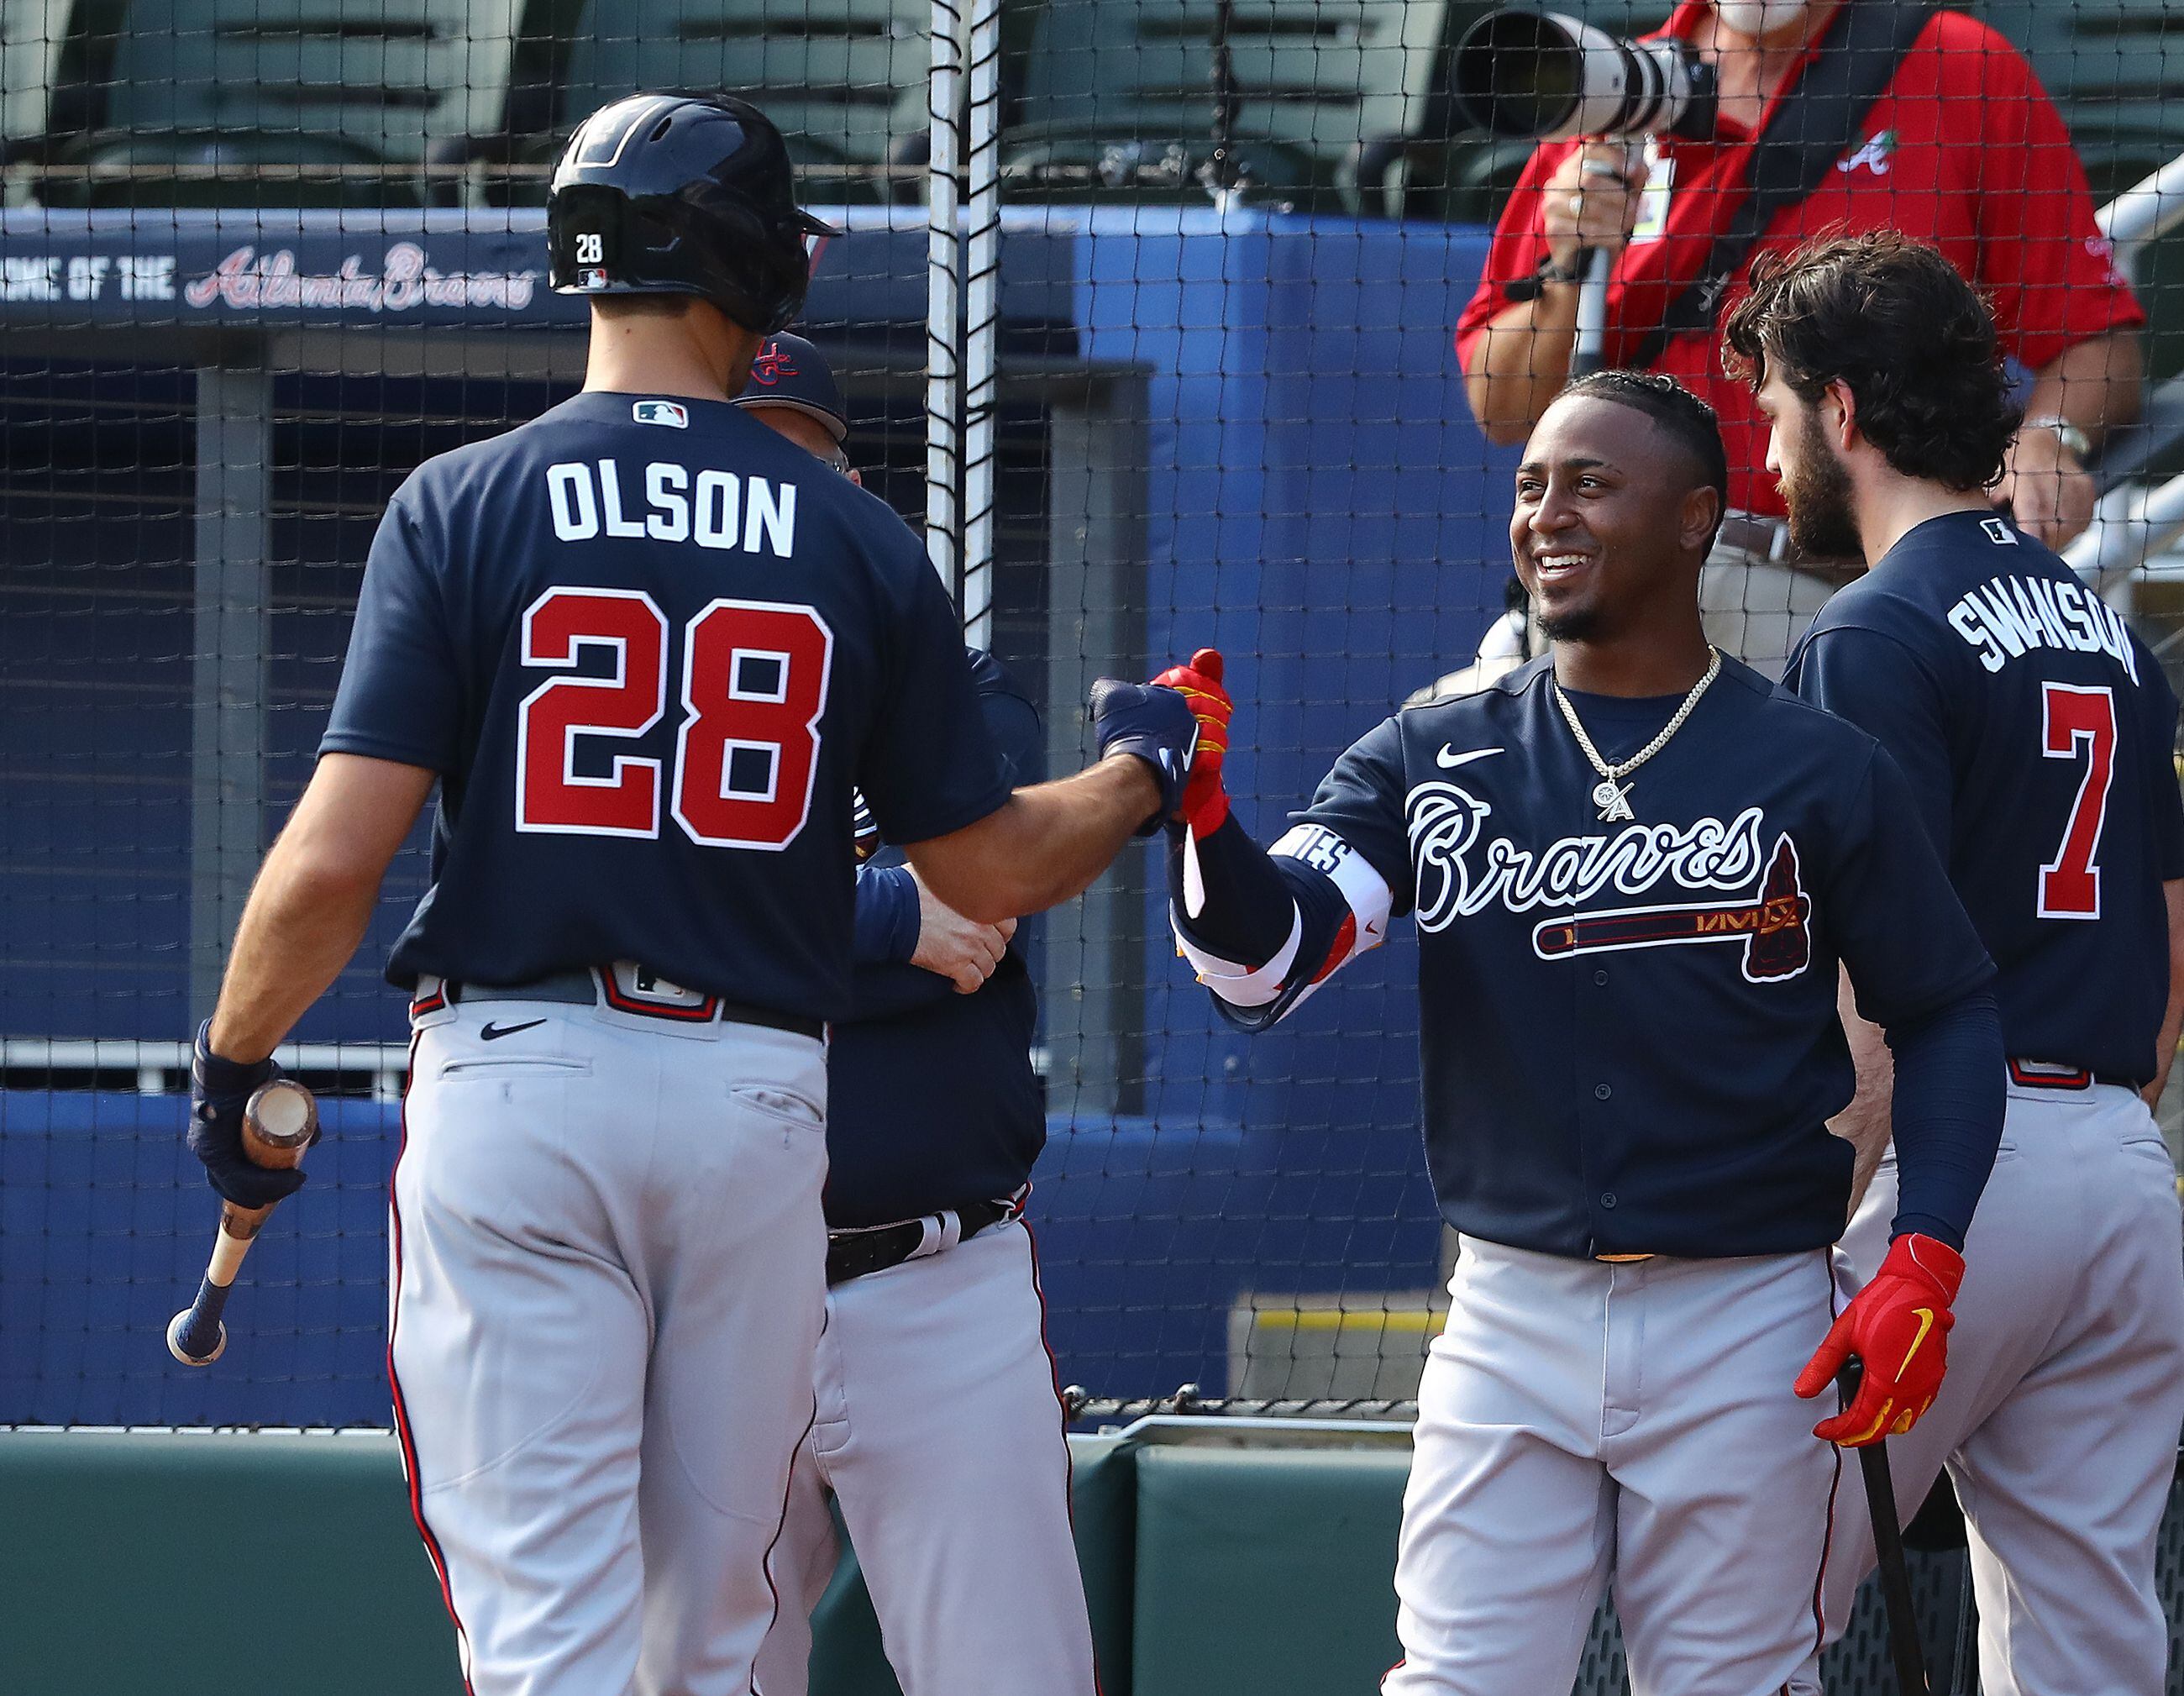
[1592,779,1634,822]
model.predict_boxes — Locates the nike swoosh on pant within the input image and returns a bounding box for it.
[479,1019,548,1042]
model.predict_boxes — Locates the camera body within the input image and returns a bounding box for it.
[1454,9,1719,143]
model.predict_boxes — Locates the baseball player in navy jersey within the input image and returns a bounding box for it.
[734,331,857,479]
[733,340,1101,1696]
[1129,369,2008,1696]
[181,92,1197,1696]
[1732,234,2184,1696]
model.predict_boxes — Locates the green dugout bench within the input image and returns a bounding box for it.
[6,1426,2181,1695]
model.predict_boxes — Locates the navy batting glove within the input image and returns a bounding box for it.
[1089,679,1199,836]
[188,1021,307,1210]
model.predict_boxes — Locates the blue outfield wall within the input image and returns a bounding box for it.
[0,209,1511,1419]
[3,1092,1427,1425]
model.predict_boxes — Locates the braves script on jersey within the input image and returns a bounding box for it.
[1788,512,2184,1081]
[322,391,1008,1020]
[1252,654,1989,1258]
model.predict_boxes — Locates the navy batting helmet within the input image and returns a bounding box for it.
[547,92,835,335]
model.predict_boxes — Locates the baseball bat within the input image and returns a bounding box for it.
[165,1078,319,1368]
[1838,1359,1929,1695]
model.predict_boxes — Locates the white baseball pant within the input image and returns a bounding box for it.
[1793,1075,2184,1696]
[751,1219,1099,1696]
[1384,1236,1843,1696]
[390,994,830,1696]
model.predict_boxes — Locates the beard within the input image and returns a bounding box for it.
[1537,601,1605,643]
[1781,432,1863,560]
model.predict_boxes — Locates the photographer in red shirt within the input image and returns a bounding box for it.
[1456,0,2142,676]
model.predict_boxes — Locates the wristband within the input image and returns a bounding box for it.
[2021,415,2092,463]
[1503,256,1587,303]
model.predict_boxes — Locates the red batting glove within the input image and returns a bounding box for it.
[1794,1232,1965,1447]
[1150,647,1232,833]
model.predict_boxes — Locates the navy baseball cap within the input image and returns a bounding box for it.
[734,331,848,444]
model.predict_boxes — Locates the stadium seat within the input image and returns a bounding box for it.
[0,0,76,166]
[485,0,931,206]
[1974,1,2184,378]
[1003,0,1446,212]
[37,0,517,207]
[1979,0,2184,202]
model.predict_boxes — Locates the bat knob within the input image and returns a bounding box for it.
[245,1077,319,1153]
[1189,647,1224,684]
[167,1306,227,1367]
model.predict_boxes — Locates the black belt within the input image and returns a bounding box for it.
[418,968,824,1042]
[826,1198,1016,1285]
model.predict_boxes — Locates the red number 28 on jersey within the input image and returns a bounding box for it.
[516,585,834,850]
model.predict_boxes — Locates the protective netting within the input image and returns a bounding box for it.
[3,0,2184,1431]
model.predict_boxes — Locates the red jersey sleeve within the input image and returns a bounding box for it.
[1454,137,1581,372]
[1958,18,2143,369]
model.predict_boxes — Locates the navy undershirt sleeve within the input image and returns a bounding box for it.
[2139,649,2184,882]
[1168,813,1303,964]
[1170,813,1355,1031]
[853,865,921,966]
[1884,990,2005,1250]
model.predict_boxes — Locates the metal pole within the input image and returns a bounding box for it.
[1201,0,1245,207]
[1569,247,1613,376]
[2097,149,2184,290]
[189,360,274,1021]
[927,0,967,595]
[2063,469,2184,603]
[959,0,1003,646]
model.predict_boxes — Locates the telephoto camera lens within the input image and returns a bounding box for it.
[1453,8,1717,142]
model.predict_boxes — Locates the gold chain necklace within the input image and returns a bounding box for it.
[1551,648,1721,822]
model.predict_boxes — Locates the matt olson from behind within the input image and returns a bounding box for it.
[178,91,1200,1696]
[1734,232,2184,1696]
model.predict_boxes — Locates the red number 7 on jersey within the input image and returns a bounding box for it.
[2039,681,2115,921]
[516,586,834,849]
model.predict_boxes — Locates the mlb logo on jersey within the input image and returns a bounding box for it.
[1981,517,2017,546]
[633,400,690,429]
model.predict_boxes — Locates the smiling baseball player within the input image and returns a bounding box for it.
[1151,370,2005,1694]
[734,338,1101,1696]
[180,92,1196,1696]
[1740,233,2184,1696]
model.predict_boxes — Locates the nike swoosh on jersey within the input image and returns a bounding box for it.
[1436,745,1505,769]
[479,1019,548,1042]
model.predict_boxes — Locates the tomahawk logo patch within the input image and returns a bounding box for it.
[1531,834,1812,983]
